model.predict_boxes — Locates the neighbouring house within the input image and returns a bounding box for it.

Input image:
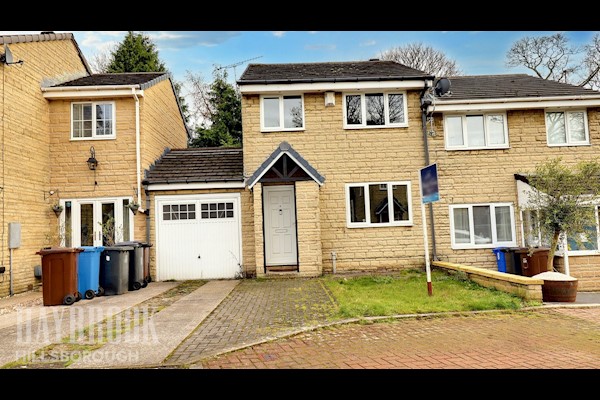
[146,60,600,291]
[0,33,188,297]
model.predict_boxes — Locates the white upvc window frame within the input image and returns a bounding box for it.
[443,112,509,150]
[345,181,413,228]
[70,101,116,140]
[343,91,409,129]
[544,109,590,147]
[260,94,305,132]
[449,203,516,249]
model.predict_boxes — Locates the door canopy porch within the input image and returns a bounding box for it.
[247,142,325,188]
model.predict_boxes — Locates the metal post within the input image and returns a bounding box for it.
[421,202,432,296]
[9,248,13,296]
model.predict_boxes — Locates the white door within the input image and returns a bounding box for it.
[64,198,134,247]
[156,193,242,280]
[264,185,297,266]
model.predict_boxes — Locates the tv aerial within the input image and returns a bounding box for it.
[0,45,24,66]
[216,55,263,81]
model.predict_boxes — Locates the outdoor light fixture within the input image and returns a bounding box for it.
[87,146,98,170]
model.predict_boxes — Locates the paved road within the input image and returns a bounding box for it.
[201,307,600,369]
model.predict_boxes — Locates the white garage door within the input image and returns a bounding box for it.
[156,193,242,280]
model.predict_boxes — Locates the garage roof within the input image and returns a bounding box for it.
[144,147,244,185]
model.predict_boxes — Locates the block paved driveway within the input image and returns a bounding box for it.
[201,307,600,369]
[166,278,337,365]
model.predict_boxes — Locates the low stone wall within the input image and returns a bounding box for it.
[433,261,543,301]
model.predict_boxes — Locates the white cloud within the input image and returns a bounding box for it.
[272,31,286,38]
[304,44,336,51]
[148,31,187,41]
[360,40,376,47]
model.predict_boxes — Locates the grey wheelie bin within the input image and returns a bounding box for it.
[116,241,144,291]
[99,246,133,295]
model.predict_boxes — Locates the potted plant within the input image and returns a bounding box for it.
[127,201,140,214]
[51,203,63,217]
[526,158,600,302]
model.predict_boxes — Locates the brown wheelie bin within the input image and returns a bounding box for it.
[36,247,83,306]
[515,247,551,277]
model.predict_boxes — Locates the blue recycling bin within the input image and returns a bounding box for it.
[492,247,508,273]
[77,246,105,299]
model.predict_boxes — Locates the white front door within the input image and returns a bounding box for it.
[61,198,134,247]
[264,185,298,266]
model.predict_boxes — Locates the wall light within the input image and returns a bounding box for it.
[87,146,98,170]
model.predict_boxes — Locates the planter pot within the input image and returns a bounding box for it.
[128,204,140,214]
[542,280,578,302]
[52,207,63,217]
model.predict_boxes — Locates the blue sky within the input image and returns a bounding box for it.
[2,31,597,82]
[65,31,597,82]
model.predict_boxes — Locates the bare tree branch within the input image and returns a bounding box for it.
[88,44,116,74]
[506,32,600,88]
[379,42,462,77]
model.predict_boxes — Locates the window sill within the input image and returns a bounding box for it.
[452,243,517,250]
[347,222,413,228]
[70,136,117,141]
[445,145,510,151]
[566,250,600,256]
[547,142,591,147]
[261,128,305,133]
[343,124,408,130]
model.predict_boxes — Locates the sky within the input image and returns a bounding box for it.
[2,30,597,124]
[3,31,595,81]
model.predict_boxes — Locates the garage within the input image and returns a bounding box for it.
[155,193,242,280]
[144,148,246,280]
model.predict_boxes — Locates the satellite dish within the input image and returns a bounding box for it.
[434,78,451,96]
[1,44,14,64]
[1,45,23,65]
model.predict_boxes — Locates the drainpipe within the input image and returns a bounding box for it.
[420,82,438,261]
[132,89,144,215]
[145,185,151,245]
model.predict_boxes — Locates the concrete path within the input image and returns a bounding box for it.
[0,282,177,367]
[70,280,239,368]
[202,307,600,369]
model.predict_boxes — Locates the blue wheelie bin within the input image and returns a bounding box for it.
[77,246,104,299]
[492,247,508,273]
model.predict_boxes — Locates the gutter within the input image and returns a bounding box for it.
[237,75,435,85]
[42,84,141,92]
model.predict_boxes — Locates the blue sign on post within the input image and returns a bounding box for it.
[420,163,439,204]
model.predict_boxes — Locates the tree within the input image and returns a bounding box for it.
[188,70,242,147]
[506,33,600,89]
[101,32,189,122]
[526,158,600,272]
[380,42,462,77]
[107,31,166,73]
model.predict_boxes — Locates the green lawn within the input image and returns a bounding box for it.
[325,269,537,318]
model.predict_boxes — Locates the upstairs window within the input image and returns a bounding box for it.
[444,113,508,150]
[343,92,407,129]
[545,110,589,146]
[71,102,115,139]
[261,95,304,132]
